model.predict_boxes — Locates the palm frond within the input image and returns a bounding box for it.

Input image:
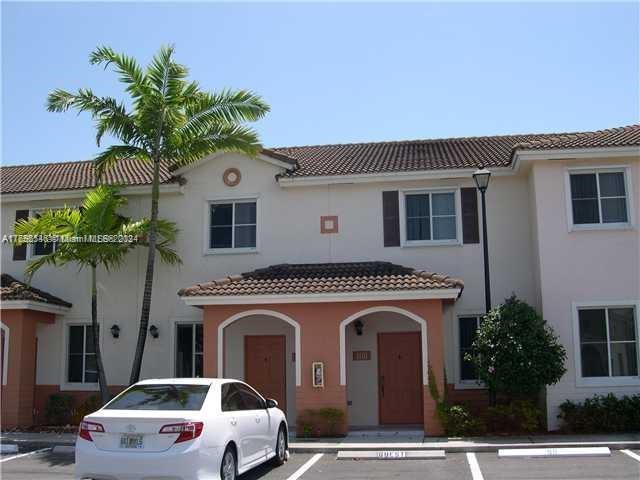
[183,90,270,135]
[169,124,262,168]
[94,145,150,179]
[89,46,149,100]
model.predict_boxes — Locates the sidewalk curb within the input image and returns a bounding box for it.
[289,441,640,454]
[2,439,639,455]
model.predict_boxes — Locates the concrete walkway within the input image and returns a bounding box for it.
[2,431,640,453]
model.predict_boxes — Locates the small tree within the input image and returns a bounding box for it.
[467,295,566,406]
[15,186,180,404]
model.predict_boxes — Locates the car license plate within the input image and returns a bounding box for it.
[120,434,144,449]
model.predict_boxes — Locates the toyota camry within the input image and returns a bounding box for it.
[75,378,289,480]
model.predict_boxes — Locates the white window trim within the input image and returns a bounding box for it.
[399,187,463,247]
[172,319,204,378]
[60,320,100,391]
[572,300,640,388]
[564,166,635,232]
[203,194,260,255]
[1,322,9,386]
[453,313,486,389]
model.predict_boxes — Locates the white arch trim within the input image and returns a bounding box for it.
[0,322,9,386]
[339,306,429,386]
[217,309,301,386]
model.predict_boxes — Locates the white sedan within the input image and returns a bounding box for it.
[75,378,289,480]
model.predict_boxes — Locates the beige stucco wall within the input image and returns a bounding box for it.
[1,152,537,404]
[345,311,421,427]
[529,156,640,430]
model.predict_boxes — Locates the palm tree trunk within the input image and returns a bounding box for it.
[129,157,161,384]
[91,265,110,404]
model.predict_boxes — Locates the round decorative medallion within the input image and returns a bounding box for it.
[223,167,241,187]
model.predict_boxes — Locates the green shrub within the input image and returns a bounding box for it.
[467,295,567,403]
[558,394,640,433]
[440,404,486,436]
[486,400,542,434]
[296,408,346,437]
[71,394,102,425]
[427,365,485,436]
[45,393,75,425]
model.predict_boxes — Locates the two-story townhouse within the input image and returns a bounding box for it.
[1,124,638,435]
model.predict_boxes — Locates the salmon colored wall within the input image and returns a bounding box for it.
[32,385,127,425]
[1,309,54,428]
[202,299,446,435]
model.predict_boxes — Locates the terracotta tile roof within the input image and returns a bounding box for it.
[513,124,640,151]
[0,158,177,195]
[178,262,463,297]
[2,125,638,193]
[1,274,72,308]
[273,124,640,178]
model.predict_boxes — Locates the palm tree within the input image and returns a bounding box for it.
[14,185,180,403]
[46,45,270,383]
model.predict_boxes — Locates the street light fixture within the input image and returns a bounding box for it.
[473,167,492,313]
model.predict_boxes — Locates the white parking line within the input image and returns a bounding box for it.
[621,449,640,463]
[287,453,324,480]
[0,448,51,463]
[466,452,484,480]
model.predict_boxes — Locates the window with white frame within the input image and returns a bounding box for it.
[31,209,59,256]
[569,170,630,226]
[68,325,98,383]
[578,306,638,378]
[208,200,257,250]
[176,323,203,378]
[459,316,482,382]
[405,191,457,243]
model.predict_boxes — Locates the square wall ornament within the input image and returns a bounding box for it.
[320,215,339,234]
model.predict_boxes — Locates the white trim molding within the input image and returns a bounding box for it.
[513,146,640,169]
[217,309,301,386]
[278,167,513,187]
[182,288,462,306]
[571,300,640,388]
[171,151,295,177]
[338,306,429,386]
[0,300,70,315]
[1,322,9,386]
[1,184,183,203]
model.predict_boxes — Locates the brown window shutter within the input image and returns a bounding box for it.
[12,210,29,261]
[461,188,479,244]
[382,191,400,247]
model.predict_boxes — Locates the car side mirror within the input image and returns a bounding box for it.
[265,398,278,409]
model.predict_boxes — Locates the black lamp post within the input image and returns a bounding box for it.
[473,167,492,313]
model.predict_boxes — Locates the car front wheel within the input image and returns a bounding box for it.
[272,426,287,466]
[221,447,236,480]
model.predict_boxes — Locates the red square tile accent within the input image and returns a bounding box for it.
[320,215,339,234]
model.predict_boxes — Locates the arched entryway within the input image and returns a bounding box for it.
[340,306,428,428]
[217,309,301,424]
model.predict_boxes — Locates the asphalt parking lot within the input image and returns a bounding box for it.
[1,448,639,480]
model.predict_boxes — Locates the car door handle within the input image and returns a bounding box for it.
[255,417,261,423]
[230,417,237,426]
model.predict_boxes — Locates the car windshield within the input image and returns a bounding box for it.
[105,384,210,411]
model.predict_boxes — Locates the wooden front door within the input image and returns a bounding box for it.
[245,335,286,411]
[377,332,423,425]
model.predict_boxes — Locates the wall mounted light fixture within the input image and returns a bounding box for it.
[110,324,120,339]
[354,319,364,336]
[149,325,159,339]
